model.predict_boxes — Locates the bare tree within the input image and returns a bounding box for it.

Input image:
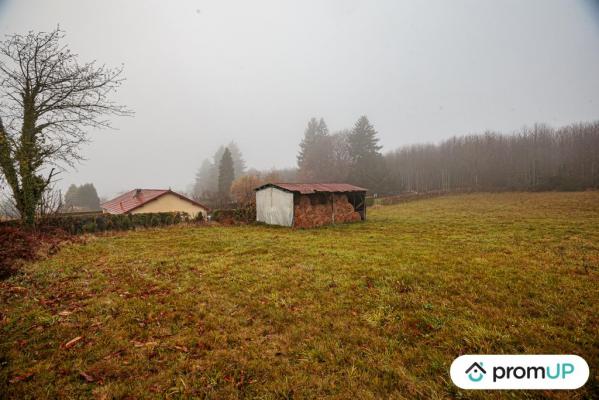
[38,184,63,218]
[382,121,599,194]
[0,28,131,226]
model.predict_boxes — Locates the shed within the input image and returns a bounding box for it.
[255,183,367,228]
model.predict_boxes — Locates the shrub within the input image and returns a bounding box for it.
[0,211,192,278]
[0,227,38,278]
[0,211,192,236]
[149,214,160,227]
[121,216,132,230]
[174,213,183,224]
[211,205,255,224]
[83,222,97,233]
[234,204,256,223]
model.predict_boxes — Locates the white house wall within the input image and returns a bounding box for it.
[256,187,294,227]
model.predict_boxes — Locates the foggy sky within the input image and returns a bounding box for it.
[1,0,599,198]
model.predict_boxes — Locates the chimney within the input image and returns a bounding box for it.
[135,188,142,196]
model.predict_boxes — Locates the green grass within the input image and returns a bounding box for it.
[1,192,598,399]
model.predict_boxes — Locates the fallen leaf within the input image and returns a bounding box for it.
[102,349,124,360]
[80,371,95,382]
[9,372,34,383]
[58,310,72,316]
[63,336,83,349]
[132,340,158,347]
[149,384,162,393]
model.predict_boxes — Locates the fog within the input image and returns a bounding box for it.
[1,0,598,198]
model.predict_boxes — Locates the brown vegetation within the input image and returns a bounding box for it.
[0,227,78,278]
[230,174,262,204]
[293,194,361,228]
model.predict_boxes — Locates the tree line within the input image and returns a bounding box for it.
[191,141,295,207]
[295,117,599,194]
[384,122,599,193]
[192,142,246,206]
[296,115,385,192]
[192,118,599,208]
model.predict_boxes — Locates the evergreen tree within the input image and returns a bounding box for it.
[330,129,353,182]
[79,183,101,210]
[63,183,101,211]
[213,146,226,171]
[348,116,385,191]
[218,147,235,202]
[349,116,382,160]
[297,118,318,172]
[193,159,217,199]
[192,143,246,204]
[64,184,80,210]
[297,117,334,181]
[227,141,246,178]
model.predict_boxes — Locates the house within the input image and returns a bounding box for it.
[101,189,208,218]
[255,183,367,228]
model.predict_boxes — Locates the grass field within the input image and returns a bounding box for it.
[1,192,598,399]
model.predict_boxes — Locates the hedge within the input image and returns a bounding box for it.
[211,204,256,224]
[0,211,197,235]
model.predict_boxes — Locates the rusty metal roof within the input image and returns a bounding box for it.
[255,183,368,194]
[101,189,209,214]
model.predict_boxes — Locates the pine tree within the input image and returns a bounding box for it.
[64,184,80,211]
[227,141,246,178]
[193,159,217,199]
[79,183,101,211]
[297,117,334,181]
[297,118,319,174]
[348,116,385,191]
[349,116,382,161]
[218,148,235,203]
[63,183,100,211]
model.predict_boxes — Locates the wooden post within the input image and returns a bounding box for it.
[331,193,335,224]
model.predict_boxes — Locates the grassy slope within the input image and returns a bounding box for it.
[1,192,598,399]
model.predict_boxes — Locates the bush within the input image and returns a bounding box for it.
[95,215,107,231]
[0,227,38,278]
[0,211,193,278]
[150,214,160,227]
[211,205,255,224]
[234,204,256,223]
[82,222,97,233]
[210,209,235,224]
[0,211,192,236]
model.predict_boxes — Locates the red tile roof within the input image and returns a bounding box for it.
[255,183,368,194]
[101,189,208,214]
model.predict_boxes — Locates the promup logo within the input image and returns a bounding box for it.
[450,355,589,390]
[465,362,486,382]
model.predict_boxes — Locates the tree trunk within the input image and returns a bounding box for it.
[18,98,41,227]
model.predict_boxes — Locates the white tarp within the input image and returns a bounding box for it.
[256,187,294,227]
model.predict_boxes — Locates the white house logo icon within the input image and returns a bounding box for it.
[465,362,486,382]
